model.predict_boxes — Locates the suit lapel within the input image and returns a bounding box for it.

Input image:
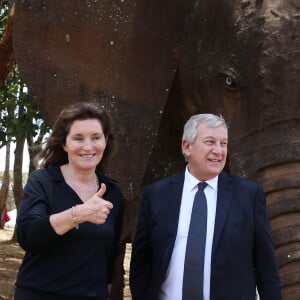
[159,172,184,273]
[211,172,233,258]
[166,172,185,237]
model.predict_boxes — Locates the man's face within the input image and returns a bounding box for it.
[182,124,228,181]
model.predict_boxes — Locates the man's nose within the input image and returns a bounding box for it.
[212,144,223,153]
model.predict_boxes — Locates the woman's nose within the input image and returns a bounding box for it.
[82,139,93,148]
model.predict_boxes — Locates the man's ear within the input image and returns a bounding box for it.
[182,139,190,157]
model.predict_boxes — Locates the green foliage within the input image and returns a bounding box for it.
[0,64,51,162]
[0,67,17,147]
[0,0,13,35]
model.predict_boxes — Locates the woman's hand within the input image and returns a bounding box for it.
[78,183,113,224]
[50,183,113,235]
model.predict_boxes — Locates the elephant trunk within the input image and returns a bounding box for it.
[256,162,300,300]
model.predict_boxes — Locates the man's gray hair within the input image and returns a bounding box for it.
[182,113,228,160]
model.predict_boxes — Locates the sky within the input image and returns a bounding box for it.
[0,142,30,171]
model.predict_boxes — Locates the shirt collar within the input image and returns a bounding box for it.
[185,166,218,192]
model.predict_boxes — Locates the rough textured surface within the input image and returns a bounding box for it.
[12,0,188,206]
[12,0,300,298]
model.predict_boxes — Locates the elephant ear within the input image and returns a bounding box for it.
[13,0,191,199]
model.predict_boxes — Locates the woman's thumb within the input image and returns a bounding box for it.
[97,183,106,198]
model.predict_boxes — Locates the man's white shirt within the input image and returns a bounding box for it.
[159,167,218,300]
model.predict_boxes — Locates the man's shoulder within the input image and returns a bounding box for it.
[220,171,261,190]
[144,172,185,190]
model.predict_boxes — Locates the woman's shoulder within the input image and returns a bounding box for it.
[97,173,123,199]
[28,165,63,182]
[97,172,118,187]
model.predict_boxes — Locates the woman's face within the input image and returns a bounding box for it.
[63,118,107,172]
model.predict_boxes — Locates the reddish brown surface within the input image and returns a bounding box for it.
[12,1,300,298]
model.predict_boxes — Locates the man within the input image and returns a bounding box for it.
[130,113,281,300]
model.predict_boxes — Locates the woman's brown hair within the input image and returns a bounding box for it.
[38,102,115,173]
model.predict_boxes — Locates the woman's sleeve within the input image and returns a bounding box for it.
[16,171,58,251]
[107,186,124,283]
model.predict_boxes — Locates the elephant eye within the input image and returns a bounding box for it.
[218,68,241,92]
[223,74,240,91]
[225,76,236,89]
[218,68,242,99]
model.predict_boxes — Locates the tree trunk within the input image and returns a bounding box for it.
[11,135,25,241]
[0,3,15,85]
[110,242,129,300]
[13,136,25,210]
[26,133,42,175]
[0,142,10,228]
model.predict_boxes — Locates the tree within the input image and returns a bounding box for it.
[12,77,51,211]
[0,1,15,222]
[0,141,10,228]
[0,62,16,226]
[1,0,51,233]
[0,0,14,84]
[0,64,51,240]
[25,97,50,175]
[1,1,51,230]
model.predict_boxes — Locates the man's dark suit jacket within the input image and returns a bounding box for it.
[130,171,282,300]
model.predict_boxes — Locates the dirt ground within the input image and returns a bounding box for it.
[0,229,132,300]
[0,229,23,300]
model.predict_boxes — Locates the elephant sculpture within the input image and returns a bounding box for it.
[12,0,300,299]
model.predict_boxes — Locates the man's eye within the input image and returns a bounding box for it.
[205,140,214,145]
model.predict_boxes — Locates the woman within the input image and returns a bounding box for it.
[15,102,124,300]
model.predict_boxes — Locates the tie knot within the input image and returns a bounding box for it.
[198,182,207,191]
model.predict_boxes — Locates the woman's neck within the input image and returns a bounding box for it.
[61,164,100,202]
[62,164,96,182]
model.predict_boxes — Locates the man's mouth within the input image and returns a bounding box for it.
[208,158,221,162]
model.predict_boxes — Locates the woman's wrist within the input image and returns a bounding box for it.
[70,205,79,230]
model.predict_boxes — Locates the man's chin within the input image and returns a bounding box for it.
[207,167,224,177]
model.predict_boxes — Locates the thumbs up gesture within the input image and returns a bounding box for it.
[79,183,114,225]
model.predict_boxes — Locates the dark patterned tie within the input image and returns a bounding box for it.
[182,182,208,300]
